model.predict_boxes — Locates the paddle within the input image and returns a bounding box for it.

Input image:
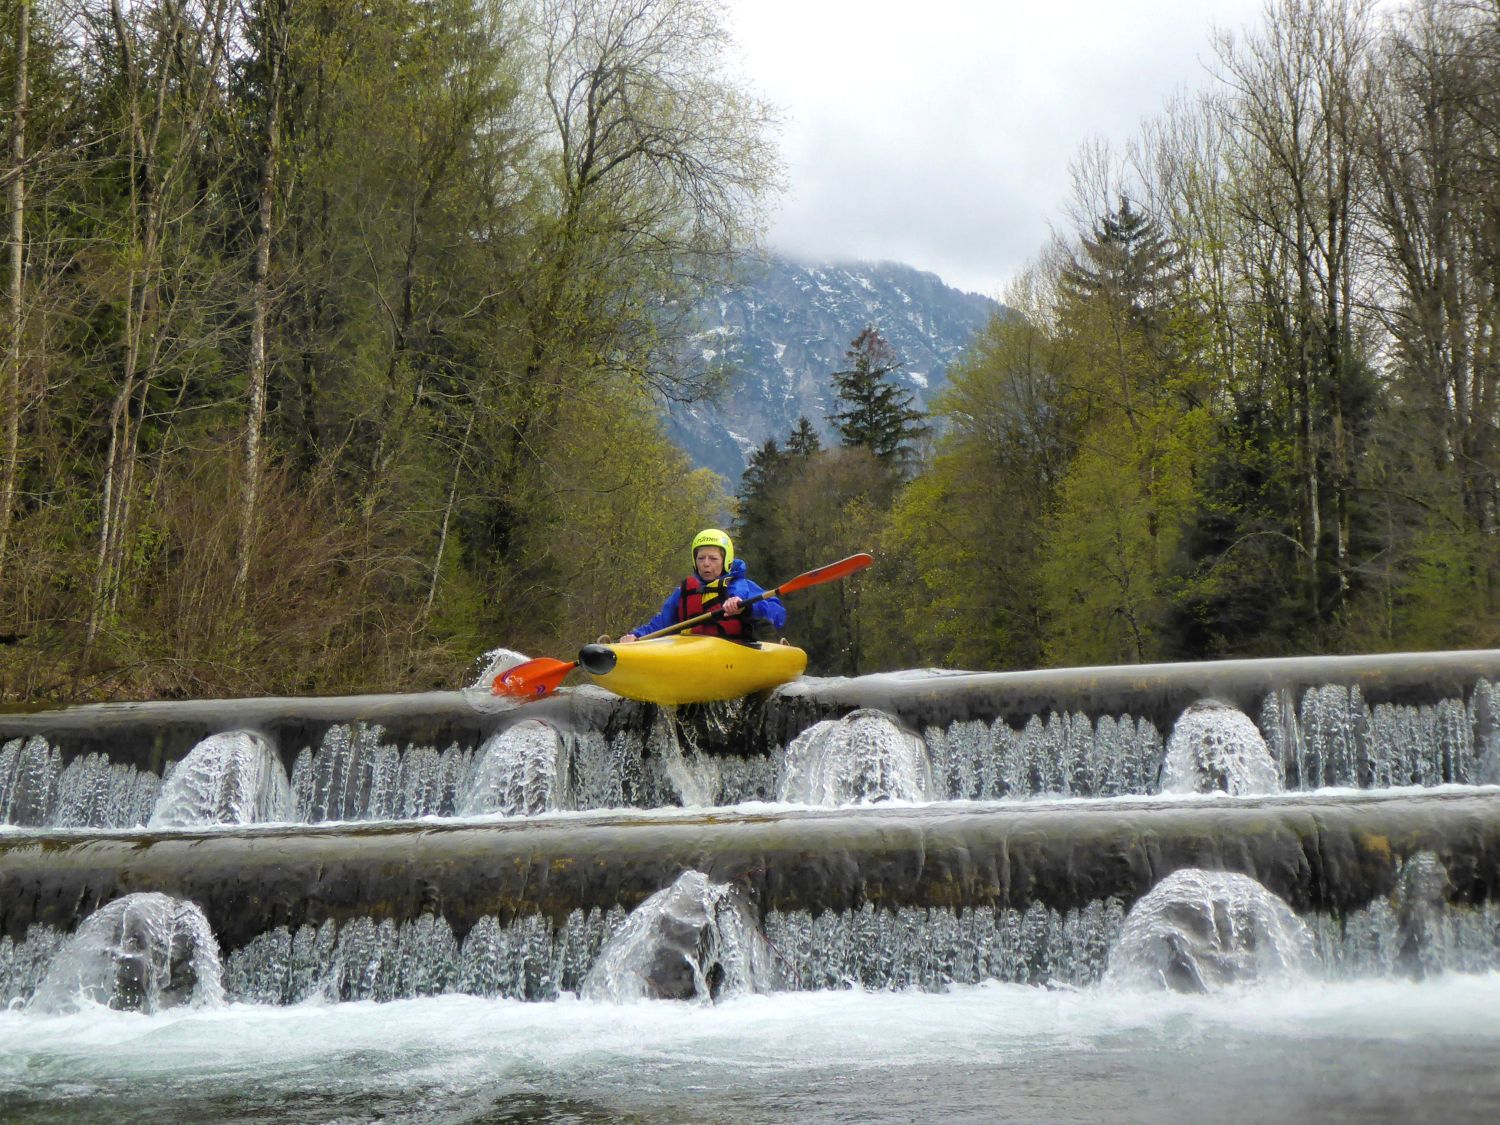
[491,552,874,700]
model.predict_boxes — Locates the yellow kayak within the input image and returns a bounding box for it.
[576,635,808,705]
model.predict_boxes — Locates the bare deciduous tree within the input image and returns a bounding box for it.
[0,0,29,585]
[1212,0,1378,612]
[233,0,291,603]
[86,0,234,647]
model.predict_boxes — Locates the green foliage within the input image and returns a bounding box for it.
[868,300,1063,671]
[12,0,1500,698]
[496,382,731,648]
[729,415,887,673]
[1059,197,1185,332]
[763,446,886,674]
[1040,408,1215,664]
[0,0,778,702]
[829,326,928,480]
[1385,531,1494,651]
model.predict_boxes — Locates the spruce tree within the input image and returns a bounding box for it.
[1059,196,1183,331]
[828,326,928,478]
[733,437,786,570]
[786,415,822,459]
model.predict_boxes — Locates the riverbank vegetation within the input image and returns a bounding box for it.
[5,0,1500,699]
[0,0,774,699]
[743,0,1500,676]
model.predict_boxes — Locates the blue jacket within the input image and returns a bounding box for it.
[632,559,787,638]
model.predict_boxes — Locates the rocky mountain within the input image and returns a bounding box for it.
[666,255,1001,486]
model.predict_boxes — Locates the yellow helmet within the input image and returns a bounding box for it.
[690,527,734,570]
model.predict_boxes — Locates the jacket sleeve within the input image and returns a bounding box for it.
[632,588,682,638]
[733,578,786,630]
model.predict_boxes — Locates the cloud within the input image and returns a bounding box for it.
[725,0,1269,297]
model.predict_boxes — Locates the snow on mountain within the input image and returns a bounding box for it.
[666,254,1001,485]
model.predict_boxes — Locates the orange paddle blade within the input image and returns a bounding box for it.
[491,657,578,699]
[776,552,874,596]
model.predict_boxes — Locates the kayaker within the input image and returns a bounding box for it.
[620,528,786,643]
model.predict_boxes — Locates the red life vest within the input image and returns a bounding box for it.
[677,573,748,637]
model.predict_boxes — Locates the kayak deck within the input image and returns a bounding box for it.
[577,635,807,705]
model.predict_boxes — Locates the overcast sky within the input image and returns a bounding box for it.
[722,0,1273,298]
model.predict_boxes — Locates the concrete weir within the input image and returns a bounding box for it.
[0,688,644,777]
[5,648,1500,775]
[5,649,1500,960]
[4,790,1498,952]
[774,649,1500,733]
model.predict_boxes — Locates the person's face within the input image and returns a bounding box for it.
[695,546,726,582]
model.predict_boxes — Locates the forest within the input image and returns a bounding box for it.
[2,0,1499,701]
[0,0,774,699]
[743,0,1500,677]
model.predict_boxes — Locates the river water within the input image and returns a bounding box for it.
[4,972,1500,1123]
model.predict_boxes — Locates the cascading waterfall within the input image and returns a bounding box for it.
[0,735,63,826]
[1104,868,1315,992]
[581,870,780,1003]
[288,723,474,822]
[215,907,630,1005]
[53,751,162,828]
[779,708,932,804]
[148,730,293,827]
[1160,700,1282,796]
[27,893,223,1014]
[8,851,1496,1008]
[0,735,161,828]
[458,720,568,816]
[1260,682,1489,788]
[8,674,1500,828]
[921,712,1165,798]
[5,652,1500,1122]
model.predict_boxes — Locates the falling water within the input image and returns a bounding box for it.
[581,871,780,1003]
[148,731,293,827]
[1104,869,1316,992]
[458,720,567,816]
[6,658,1500,1123]
[766,899,1125,991]
[27,893,223,1014]
[1160,700,1282,796]
[288,723,473,821]
[921,713,1165,799]
[7,677,1500,831]
[779,709,932,804]
[0,737,160,828]
[0,735,61,826]
[54,751,161,828]
[1259,682,1491,788]
[8,869,1496,1011]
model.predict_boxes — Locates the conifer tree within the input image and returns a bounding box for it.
[1059,196,1184,332]
[733,436,785,563]
[786,415,822,459]
[828,326,928,478]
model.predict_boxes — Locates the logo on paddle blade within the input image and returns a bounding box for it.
[500,670,546,698]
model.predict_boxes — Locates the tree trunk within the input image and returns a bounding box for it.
[88,0,229,647]
[0,0,27,586]
[425,412,475,619]
[235,4,287,604]
[88,0,152,647]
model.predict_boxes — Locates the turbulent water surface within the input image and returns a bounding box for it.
[3,974,1500,1124]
